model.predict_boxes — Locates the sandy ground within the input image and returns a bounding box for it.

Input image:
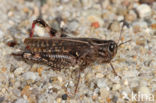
[0,0,156,103]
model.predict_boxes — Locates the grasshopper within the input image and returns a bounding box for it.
[12,18,130,95]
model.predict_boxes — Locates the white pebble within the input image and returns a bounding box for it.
[123,70,138,78]
[0,73,7,82]
[97,79,107,88]
[68,21,79,31]
[136,4,152,18]
[122,91,129,100]
[96,73,104,78]
[57,76,63,83]
[23,72,39,81]
[100,87,109,98]
[124,79,129,86]
[112,84,121,91]
[15,98,28,103]
[35,26,46,37]
[69,81,74,87]
[0,29,4,39]
[14,67,24,75]
[139,86,151,95]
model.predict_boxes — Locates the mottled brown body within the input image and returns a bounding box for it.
[18,37,117,71]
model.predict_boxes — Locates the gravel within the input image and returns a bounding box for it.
[0,0,156,103]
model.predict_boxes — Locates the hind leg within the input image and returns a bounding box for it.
[30,18,68,38]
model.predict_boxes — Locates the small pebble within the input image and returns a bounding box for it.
[112,84,121,91]
[126,10,137,22]
[0,97,4,103]
[100,87,109,99]
[0,73,7,82]
[23,7,29,13]
[133,25,141,33]
[27,95,37,103]
[96,73,104,78]
[138,86,151,95]
[87,15,104,26]
[14,67,24,75]
[57,76,63,83]
[62,94,68,100]
[136,4,152,18]
[151,23,156,30]
[112,95,118,103]
[10,65,16,72]
[97,79,107,88]
[81,0,94,8]
[57,98,62,103]
[136,39,145,46]
[124,79,129,86]
[123,70,138,77]
[0,30,4,39]
[122,91,129,100]
[15,98,28,103]
[109,21,121,32]
[91,21,100,28]
[12,88,21,97]
[116,6,128,16]
[23,72,39,81]
[7,11,14,17]
[61,0,69,3]
[68,20,79,31]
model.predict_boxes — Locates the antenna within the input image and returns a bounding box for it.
[117,20,131,47]
[117,22,124,45]
[118,39,131,47]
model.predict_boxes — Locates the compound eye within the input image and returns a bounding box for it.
[109,43,115,52]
